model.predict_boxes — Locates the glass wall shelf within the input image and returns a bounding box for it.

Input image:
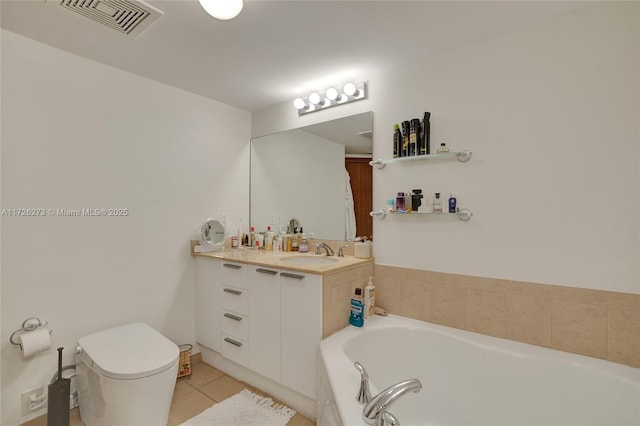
[370,208,473,221]
[369,150,471,169]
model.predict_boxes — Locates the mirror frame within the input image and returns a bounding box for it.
[200,218,227,250]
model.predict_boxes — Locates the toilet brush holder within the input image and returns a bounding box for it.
[47,347,70,426]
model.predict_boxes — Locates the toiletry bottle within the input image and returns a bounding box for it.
[437,143,449,154]
[291,227,299,252]
[421,112,431,155]
[395,192,406,212]
[265,225,274,251]
[386,198,395,213]
[249,226,255,247]
[393,124,401,158]
[408,119,417,156]
[349,288,365,327]
[299,232,309,253]
[410,118,421,156]
[448,194,457,213]
[401,121,410,157]
[257,232,264,249]
[405,191,412,213]
[364,277,376,319]
[411,189,423,212]
[433,193,443,212]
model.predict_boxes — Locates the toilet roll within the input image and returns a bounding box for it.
[17,327,51,357]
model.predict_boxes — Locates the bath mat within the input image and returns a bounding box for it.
[180,388,296,426]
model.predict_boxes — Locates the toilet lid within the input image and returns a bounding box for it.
[78,322,179,380]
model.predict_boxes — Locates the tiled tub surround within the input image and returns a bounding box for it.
[372,264,640,368]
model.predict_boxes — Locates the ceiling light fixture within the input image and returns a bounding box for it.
[293,82,367,115]
[198,0,243,20]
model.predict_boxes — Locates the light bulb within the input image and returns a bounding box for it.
[325,87,339,101]
[343,82,359,97]
[198,0,243,20]
[308,92,321,105]
[293,98,307,110]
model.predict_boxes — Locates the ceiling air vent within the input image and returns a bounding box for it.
[59,0,163,36]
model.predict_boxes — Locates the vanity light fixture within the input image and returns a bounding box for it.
[293,81,367,115]
[198,0,243,20]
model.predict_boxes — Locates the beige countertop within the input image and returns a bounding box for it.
[191,246,373,275]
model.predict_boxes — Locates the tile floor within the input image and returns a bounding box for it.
[23,357,315,426]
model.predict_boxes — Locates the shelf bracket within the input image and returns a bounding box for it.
[456,208,473,221]
[369,210,387,219]
[456,150,472,162]
[369,159,385,169]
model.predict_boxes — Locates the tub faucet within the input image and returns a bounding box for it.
[362,378,422,426]
[315,242,334,256]
[354,362,372,404]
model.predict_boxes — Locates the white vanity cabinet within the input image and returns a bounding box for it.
[195,257,222,352]
[195,256,324,400]
[280,271,323,399]
[220,261,249,367]
[248,266,281,383]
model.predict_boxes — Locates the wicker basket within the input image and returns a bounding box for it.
[177,344,193,378]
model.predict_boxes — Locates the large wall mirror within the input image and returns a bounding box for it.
[250,111,373,241]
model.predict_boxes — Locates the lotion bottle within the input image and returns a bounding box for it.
[364,277,376,319]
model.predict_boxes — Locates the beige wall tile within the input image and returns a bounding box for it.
[430,283,466,329]
[607,309,640,367]
[398,280,431,322]
[551,301,607,359]
[466,290,506,338]
[506,294,552,347]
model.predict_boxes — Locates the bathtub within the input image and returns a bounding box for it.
[317,314,640,426]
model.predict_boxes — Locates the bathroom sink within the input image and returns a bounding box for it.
[279,256,339,265]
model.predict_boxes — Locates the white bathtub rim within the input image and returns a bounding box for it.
[319,314,640,426]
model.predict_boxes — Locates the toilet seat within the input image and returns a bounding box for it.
[77,322,178,380]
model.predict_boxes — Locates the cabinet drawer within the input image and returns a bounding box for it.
[221,262,248,289]
[221,309,249,341]
[222,334,249,367]
[220,285,249,315]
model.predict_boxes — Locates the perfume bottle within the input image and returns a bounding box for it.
[433,193,443,213]
[436,143,449,154]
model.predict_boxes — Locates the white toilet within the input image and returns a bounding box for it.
[75,322,179,426]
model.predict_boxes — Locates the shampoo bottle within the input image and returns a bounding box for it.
[364,277,376,319]
[393,124,402,158]
[448,194,457,213]
[349,288,365,327]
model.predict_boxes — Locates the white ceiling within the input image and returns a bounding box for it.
[1,0,593,112]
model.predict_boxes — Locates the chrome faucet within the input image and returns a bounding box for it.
[315,242,335,256]
[354,362,372,404]
[362,378,422,426]
[338,244,348,257]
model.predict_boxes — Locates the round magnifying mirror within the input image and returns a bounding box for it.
[200,218,227,250]
[288,217,300,231]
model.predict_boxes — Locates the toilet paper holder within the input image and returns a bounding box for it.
[9,317,52,348]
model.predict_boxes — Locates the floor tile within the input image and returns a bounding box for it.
[288,412,316,426]
[199,375,251,402]
[183,362,225,389]
[168,390,215,426]
[172,380,198,401]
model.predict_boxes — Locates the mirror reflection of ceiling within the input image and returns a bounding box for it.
[1,1,594,111]
[300,112,373,156]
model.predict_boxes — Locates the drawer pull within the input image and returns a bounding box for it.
[223,288,242,295]
[280,272,305,280]
[223,263,242,269]
[224,313,243,321]
[224,337,243,347]
[256,268,278,275]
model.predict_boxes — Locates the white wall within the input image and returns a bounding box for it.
[0,30,250,425]
[252,2,640,295]
[251,129,345,239]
